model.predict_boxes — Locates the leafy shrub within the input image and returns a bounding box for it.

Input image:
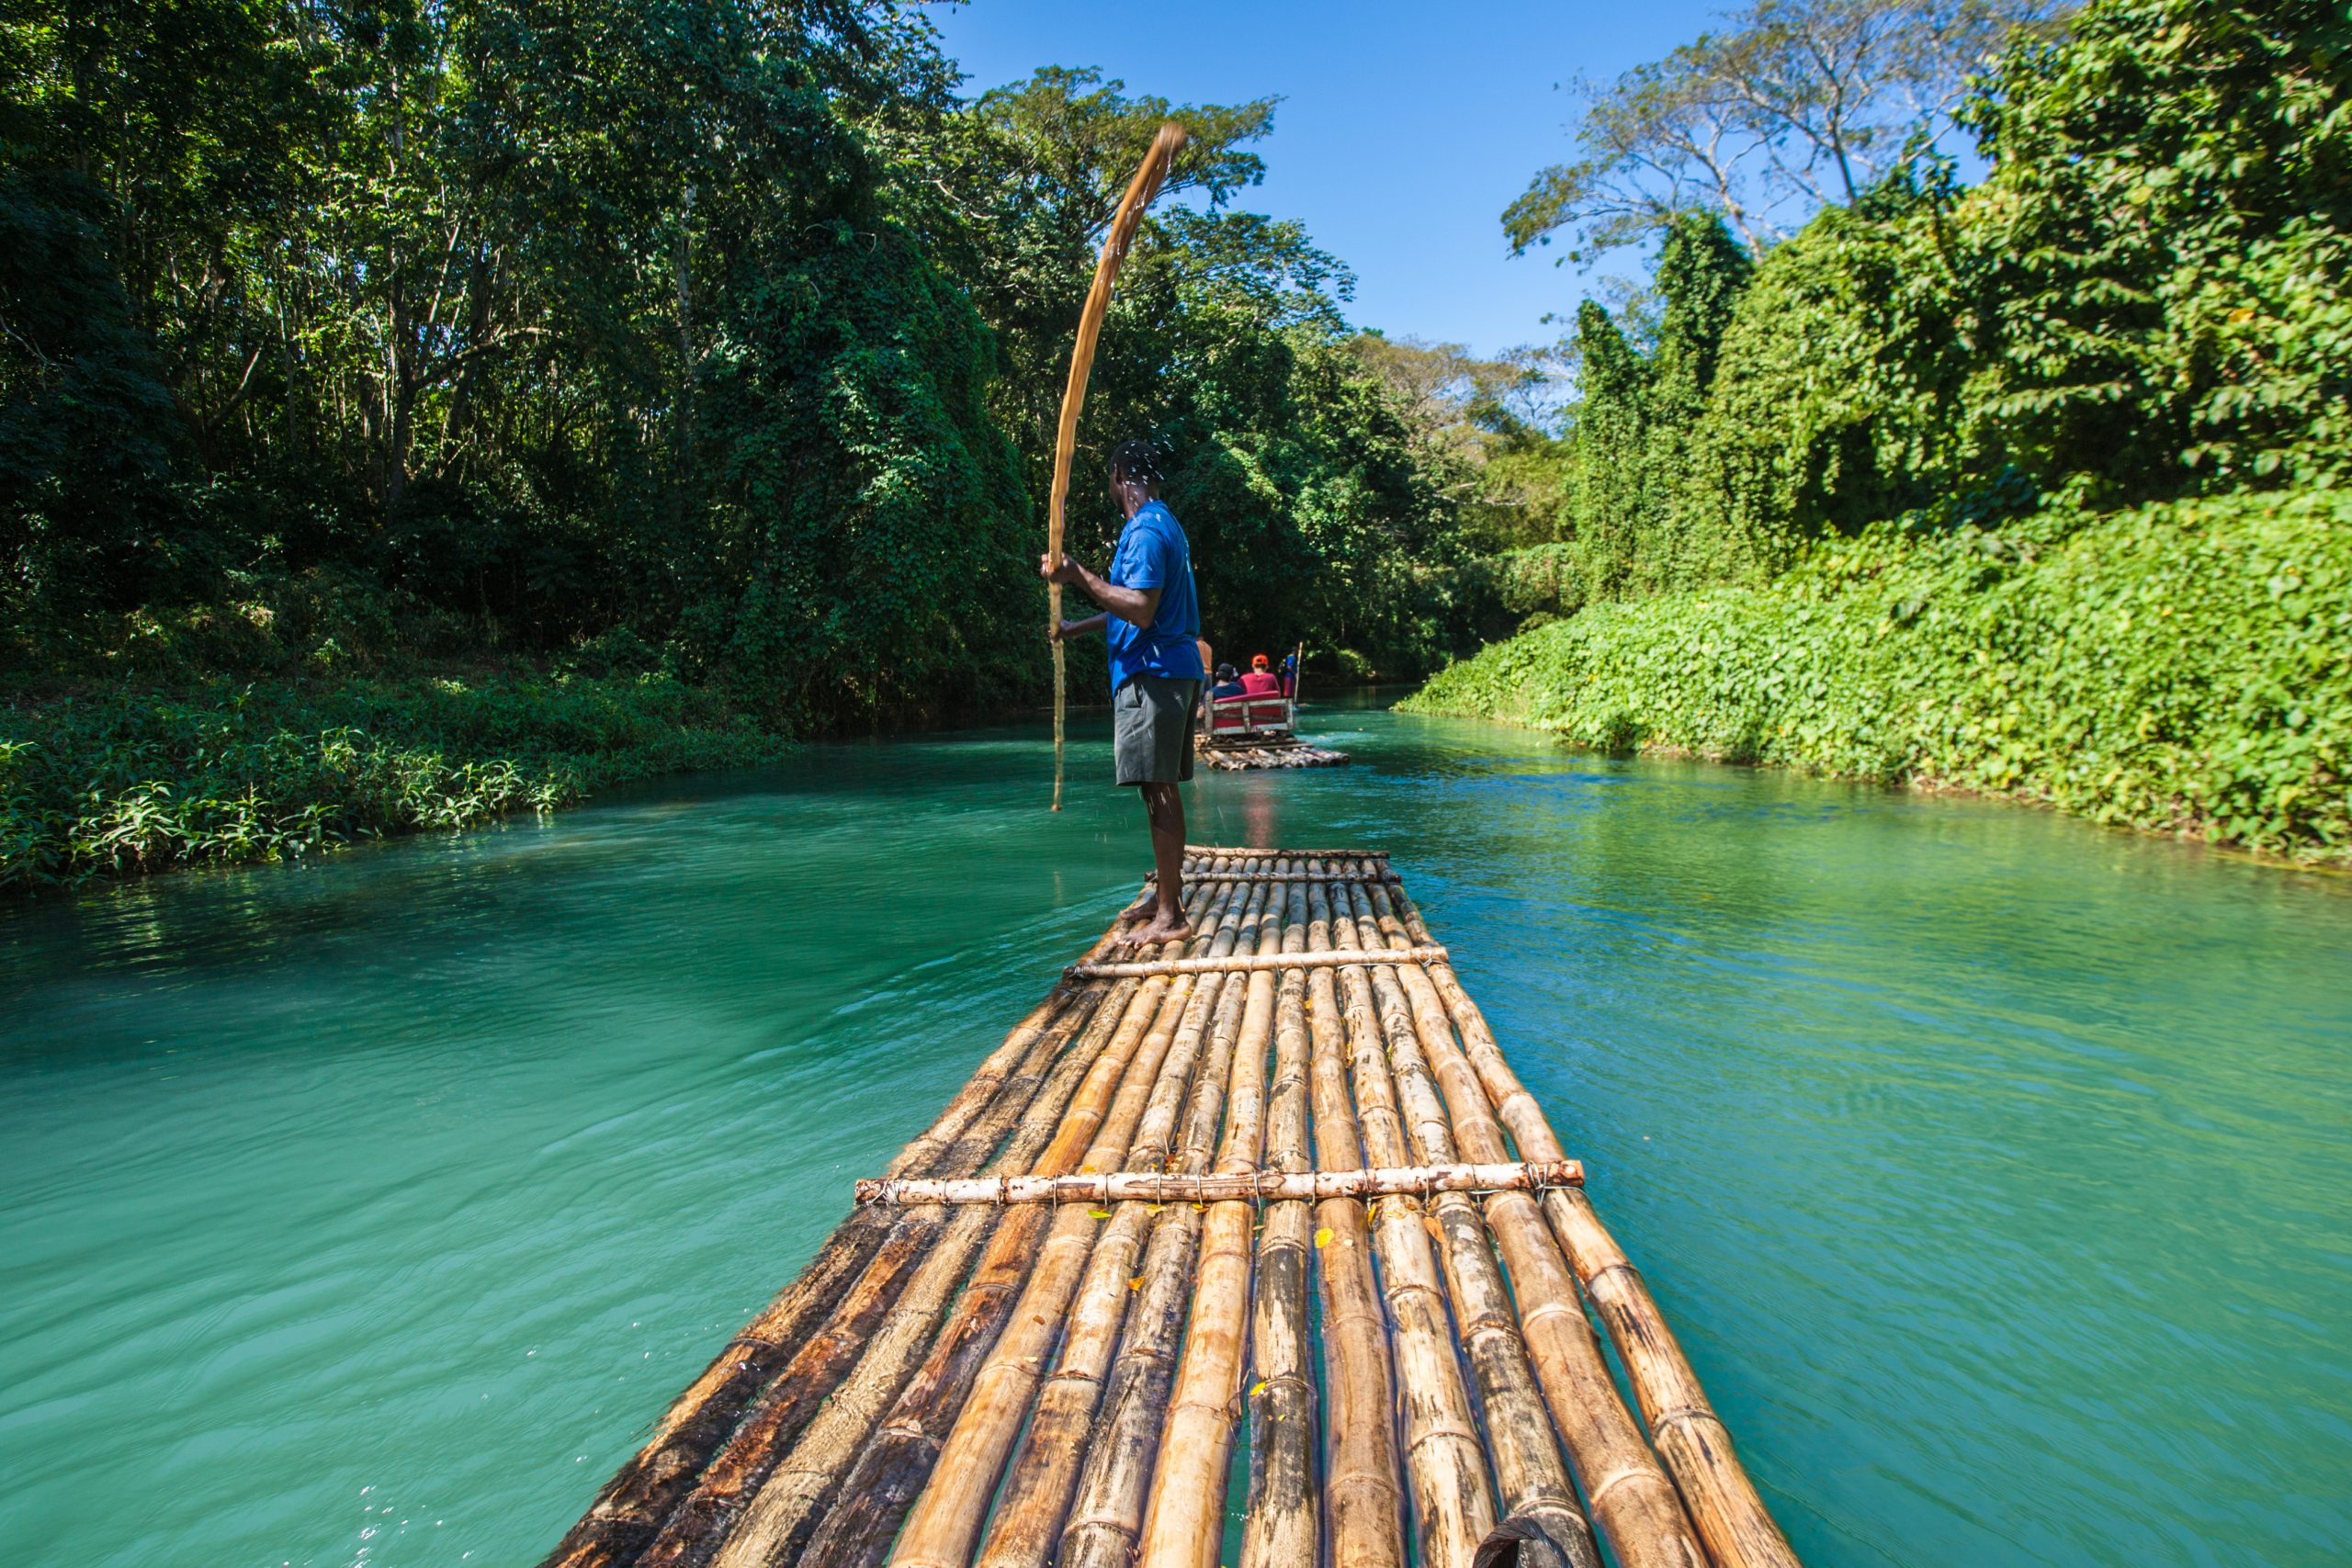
[0,674,782,887]
[1404,490,2352,863]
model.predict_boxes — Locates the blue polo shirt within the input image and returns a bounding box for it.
[1104,500,1204,692]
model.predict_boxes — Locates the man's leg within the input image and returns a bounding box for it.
[1123,782,1192,946]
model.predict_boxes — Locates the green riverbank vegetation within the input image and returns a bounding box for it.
[3,5,1487,886]
[1406,0,2352,865]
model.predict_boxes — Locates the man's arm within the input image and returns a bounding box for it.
[1040,553,1162,629]
[1053,613,1109,641]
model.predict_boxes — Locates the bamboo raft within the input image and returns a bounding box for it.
[544,848,1798,1568]
[1197,735,1350,771]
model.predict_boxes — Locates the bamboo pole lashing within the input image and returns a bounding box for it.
[1338,881,1708,1568]
[882,871,1265,1568]
[1328,881,1601,1568]
[1066,944,1449,981]
[1376,884,1803,1568]
[854,1158,1584,1208]
[1300,866,1409,1568]
[1046,122,1187,811]
[648,881,1231,1568]
[1055,873,1277,1568]
[1317,874,1499,1568]
[793,881,1267,1568]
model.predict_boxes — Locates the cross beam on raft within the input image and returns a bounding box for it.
[1147,869,1401,884]
[856,1158,1585,1207]
[1066,945,1450,981]
[542,848,1800,1568]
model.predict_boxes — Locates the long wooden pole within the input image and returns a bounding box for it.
[1378,884,1803,1568]
[1046,122,1187,810]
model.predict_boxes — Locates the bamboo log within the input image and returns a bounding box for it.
[1067,945,1448,981]
[855,1159,1582,1208]
[1056,874,1276,1568]
[967,865,1273,1568]
[639,882,1234,1568]
[888,874,1260,1568]
[1046,122,1186,810]
[804,873,1273,1568]
[1377,885,1802,1568]
[1317,875,1498,1568]
[1238,874,1317,1568]
[537,959,1119,1568]
[1301,868,1408,1568]
[1339,883,1709,1568]
[1134,856,1286,1568]
[1329,884,1600,1568]
[695,879,1251,1568]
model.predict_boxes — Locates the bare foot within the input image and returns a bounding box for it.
[1118,912,1193,949]
[1116,889,1159,923]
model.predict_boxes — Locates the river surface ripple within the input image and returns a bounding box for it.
[2,702,2347,1567]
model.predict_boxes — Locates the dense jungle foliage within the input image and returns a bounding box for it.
[0,0,1489,881]
[1412,0,2352,861]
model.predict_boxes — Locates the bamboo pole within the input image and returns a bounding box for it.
[888,872,1261,1568]
[964,865,1274,1568]
[1055,873,1277,1568]
[1318,874,1499,1568]
[856,1159,1582,1207]
[1301,864,1408,1568]
[1238,874,1317,1568]
[695,878,1251,1568]
[639,881,1235,1568]
[1149,869,1397,884]
[1329,882,1601,1568]
[1340,882,1709,1568]
[1184,846,1386,862]
[1067,945,1448,981]
[1046,122,1186,811]
[1135,855,1286,1568]
[1378,885,1802,1568]
[801,876,1270,1568]
[538,960,1119,1568]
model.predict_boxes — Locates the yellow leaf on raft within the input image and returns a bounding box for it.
[1314,1226,1333,1248]
[1087,1209,1112,1219]
[1128,1276,1144,1292]
[1250,1381,1267,1397]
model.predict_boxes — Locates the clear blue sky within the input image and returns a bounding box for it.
[930,0,1729,359]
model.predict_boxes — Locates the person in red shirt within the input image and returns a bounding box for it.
[1238,653,1283,697]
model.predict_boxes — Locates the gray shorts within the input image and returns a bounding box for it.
[1113,673,1201,785]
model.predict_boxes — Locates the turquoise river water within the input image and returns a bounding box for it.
[2,701,2347,1567]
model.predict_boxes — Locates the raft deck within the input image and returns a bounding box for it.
[547,849,1798,1568]
[1197,734,1351,771]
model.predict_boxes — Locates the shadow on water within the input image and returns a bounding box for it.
[1,700,2346,1567]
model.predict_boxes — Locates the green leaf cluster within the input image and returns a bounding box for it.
[1405,489,2352,863]
[0,672,782,886]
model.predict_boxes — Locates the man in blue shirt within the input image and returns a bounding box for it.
[1041,440,1205,946]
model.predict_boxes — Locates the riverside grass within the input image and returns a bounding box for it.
[1403,490,2352,865]
[0,672,780,887]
